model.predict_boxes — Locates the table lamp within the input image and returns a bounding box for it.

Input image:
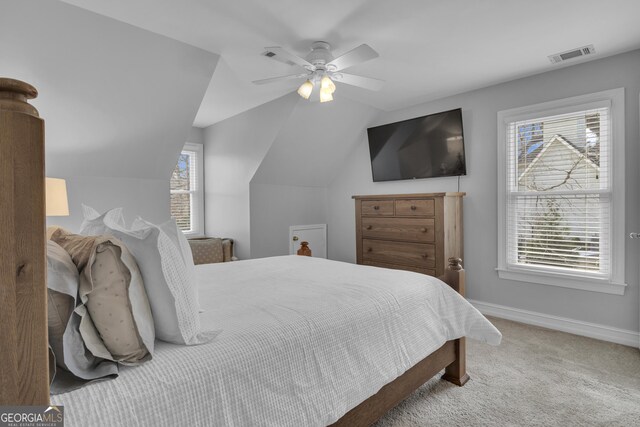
[45,177,69,216]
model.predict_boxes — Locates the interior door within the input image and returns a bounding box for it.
[633,231,640,349]
[289,224,327,258]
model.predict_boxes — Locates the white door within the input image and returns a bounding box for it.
[633,231,640,349]
[289,224,327,258]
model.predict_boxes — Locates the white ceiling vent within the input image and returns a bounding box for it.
[548,45,596,64]
[262,50,295,66]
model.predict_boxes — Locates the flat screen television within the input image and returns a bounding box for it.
[367,108,466,182]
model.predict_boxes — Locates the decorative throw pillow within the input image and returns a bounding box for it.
[110,218,213,345]
[222,239,233,262]
[50,229,155,365]
[188,238,224,265]
[46,240,118,384]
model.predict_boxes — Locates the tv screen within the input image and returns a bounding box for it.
[367,108,466,182]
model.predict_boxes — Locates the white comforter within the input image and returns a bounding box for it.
[52,256,501,426]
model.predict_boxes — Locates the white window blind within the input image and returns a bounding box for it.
[170,143,203,235]
[507,107,610,276]
[497,88,626,295]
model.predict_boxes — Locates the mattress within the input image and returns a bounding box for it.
[51,255,501,426]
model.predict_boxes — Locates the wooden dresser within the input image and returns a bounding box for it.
[353,193,464,277]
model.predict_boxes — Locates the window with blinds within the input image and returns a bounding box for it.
[497,89,625,294]
[170,143,203,235]
[507,108,609,275]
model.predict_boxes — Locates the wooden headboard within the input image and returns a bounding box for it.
[0,78,50,405]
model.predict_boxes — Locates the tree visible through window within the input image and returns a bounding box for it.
[171,152,192,231]
[511,109,606,273]
[498,89,625,293]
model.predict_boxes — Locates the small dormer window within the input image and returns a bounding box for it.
[170,142,204,236]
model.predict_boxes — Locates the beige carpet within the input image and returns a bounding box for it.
[375,317,640,427]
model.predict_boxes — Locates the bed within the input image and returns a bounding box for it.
[1,78,501,426]
[50,255,501,426]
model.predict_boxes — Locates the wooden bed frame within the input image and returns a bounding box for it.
[332,257,468,426]
[0,78,468,426]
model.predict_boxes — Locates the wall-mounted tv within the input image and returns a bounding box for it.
[367,108,466,182]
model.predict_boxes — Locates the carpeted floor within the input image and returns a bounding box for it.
[375,317,640,427]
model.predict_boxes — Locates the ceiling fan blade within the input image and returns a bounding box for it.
[327,44,379,71]
[333,73,384,91]
[264,47,314,69]
[252,73,309,85]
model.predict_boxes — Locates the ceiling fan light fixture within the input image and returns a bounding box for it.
[297,79,314,99]
[321,75,336,93]
[256,42,384,101]
[320,88,334,103]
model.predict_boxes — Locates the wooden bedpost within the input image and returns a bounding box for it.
[0,78,49,405]
[440,257,469,386]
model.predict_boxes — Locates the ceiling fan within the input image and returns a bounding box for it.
[253,41,384,103]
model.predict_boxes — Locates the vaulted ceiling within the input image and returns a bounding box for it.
[1,0,218,180]
[60,0,640,127]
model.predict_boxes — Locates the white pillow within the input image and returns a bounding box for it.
[81,209,213,345]
[79,205,125,235]
[135,217,197,297]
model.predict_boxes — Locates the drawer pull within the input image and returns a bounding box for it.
[421,254,428,258]
[365,225,372,230]
[373,205,380,210]
[411,205,417,210]
[367,247,373,252]
[420,227,427,233]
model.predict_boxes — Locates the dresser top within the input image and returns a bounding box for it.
[352,192,465,200]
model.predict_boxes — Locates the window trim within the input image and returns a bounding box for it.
[497,88,626,295]
[171,142,204,237]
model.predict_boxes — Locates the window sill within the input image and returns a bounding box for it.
[182,232,205,239]
[496,268,627,295]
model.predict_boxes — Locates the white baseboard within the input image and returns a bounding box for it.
[468,299,640,348]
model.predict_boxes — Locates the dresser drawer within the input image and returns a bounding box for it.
[362,260,435,277]
[361,200,394,216]
[395,199,435,216]
[362,217,435,243]
[362,239,435,268]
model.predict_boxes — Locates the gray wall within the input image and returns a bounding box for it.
[1,1,218,232]
[327,49,640,332]
[202,91,380,260]
[247,96,379,259]
[188,126,206,145]
[46,177,169,230]
[202,94,299,259]
[249,183,328,259]
[49,126,206,231]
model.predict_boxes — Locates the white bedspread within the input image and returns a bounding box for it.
[52,256,501,426]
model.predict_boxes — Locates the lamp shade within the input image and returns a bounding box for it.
[321,75,336,93]
[297,80,314,99]
[319,88,334,103]
[45,177,69,216]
